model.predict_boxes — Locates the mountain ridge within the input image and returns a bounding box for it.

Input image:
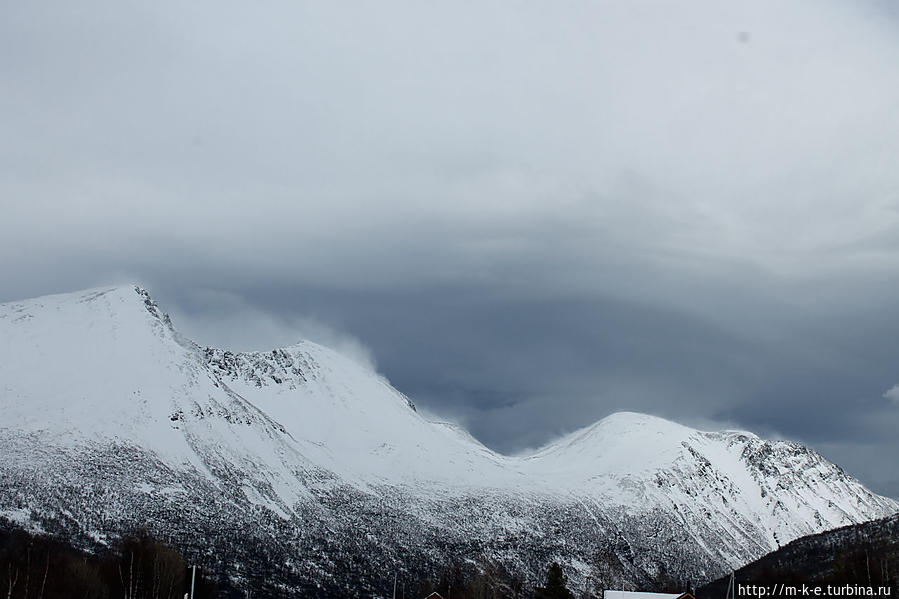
[1,284,896,596]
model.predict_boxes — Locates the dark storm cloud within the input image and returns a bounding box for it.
[2,0,899,496]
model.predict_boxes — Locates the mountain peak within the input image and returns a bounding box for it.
[1,283,159,320]
[529,411,692,456]
[597,410,688,429]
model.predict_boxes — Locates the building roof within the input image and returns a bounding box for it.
[604,592,693,599]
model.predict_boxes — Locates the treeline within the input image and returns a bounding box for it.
[0,525,219,599]
[697,515,899,599]
[699,544,898,596]
[409,561,527,599]
[405,558,688,599]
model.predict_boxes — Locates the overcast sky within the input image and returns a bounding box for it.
[3,1,899,497]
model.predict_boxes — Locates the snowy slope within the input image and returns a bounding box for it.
[1,286,896,595]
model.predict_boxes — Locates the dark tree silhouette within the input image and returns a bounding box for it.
[534,562,574,599]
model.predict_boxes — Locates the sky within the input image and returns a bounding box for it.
[2,1,899,498]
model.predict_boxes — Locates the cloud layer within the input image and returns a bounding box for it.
[2,0,899,497]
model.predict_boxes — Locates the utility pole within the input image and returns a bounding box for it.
[190,565,197,599]
[393,572,397,599]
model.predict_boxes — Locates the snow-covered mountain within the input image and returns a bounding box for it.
[1,286,896,596]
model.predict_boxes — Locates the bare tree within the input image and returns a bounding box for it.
[37,549,49,599]
[6,563,18,599]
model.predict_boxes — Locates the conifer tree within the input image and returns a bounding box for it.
[534,562,574,599]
